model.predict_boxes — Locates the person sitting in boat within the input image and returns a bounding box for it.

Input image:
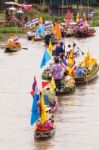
[54,42,65,57]
[44,31,52,45]
[27,29,35,38]
[51,57,63,92]
[76,64,85,77]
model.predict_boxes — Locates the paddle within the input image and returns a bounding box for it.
[76,46,84,55]
[22,48,28,50]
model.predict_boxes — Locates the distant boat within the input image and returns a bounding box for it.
[5,36,21,52]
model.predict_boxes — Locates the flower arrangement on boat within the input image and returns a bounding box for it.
[61,76,76,93]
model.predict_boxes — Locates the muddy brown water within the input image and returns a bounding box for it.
[0,28,99,150]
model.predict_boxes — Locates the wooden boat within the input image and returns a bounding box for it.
[5,45,21,52]
[75,64,99,85]
[75,28,96,37]
[34,128,55,139]
[27,35,33,40]
[5,38,21,52]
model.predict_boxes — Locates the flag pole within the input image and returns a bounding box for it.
[62,0,64,16]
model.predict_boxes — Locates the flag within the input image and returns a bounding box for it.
[35,26,45,36]
[54,23,61,40]
[44,95,49,105]
[61,57,68,71]
[40,49,52,68]
[24,21,31,28]
[72,60,76,68]
[31,76,38,96]
[42,81,49,89]
[39,16,43,23]
[40,92,47,124]
[50,77,56,92]
[76,12,79,23]
[30,94,40,125]
[83,12,86,21]
[31,18,39,25]
[48,40,53,56]
[85,50,91,67]
[44,22,53,29]
[68,50,75,75]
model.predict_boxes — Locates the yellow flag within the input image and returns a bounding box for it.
[48,40,53,56]
[76,12,79,23]
[39,16,43,24]
[68,67,73,75]
[85,50,92,67]
[50,77,56,91]
[40,92,47,124]
[68,50,74,68]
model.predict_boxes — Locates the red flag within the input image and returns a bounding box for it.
[42,81,49,89]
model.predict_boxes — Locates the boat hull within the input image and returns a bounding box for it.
[75,66,99,85]
[34,128,55,139]
[5,46,21,52]
[76,31,95,37]
[27,36,33,40]
[55,85,75,96]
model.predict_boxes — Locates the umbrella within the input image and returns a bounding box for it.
[16,9,24,14]
[9,7,16,11]
[4,2,18,5]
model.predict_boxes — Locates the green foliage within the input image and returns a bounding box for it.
[0,27,25,33]
[89,20,99,27]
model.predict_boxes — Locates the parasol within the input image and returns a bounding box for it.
[16,9,24,14]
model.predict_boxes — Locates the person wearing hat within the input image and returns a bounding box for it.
[55,42,65,57]
[76,63,85,77]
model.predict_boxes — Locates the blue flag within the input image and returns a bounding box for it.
[44,95,49,105]
[40,49,52,68]
[30,94,40,125]
[35,26,45,36]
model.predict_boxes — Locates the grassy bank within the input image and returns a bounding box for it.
[0,26,25,33]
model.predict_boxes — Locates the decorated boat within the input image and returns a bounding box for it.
[75,63,99,85]
[30,88,56,139]
[75,27,96,37]
[5,37,21,52]
[74,51,99,85]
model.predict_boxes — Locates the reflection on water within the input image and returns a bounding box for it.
[0,28,99,150]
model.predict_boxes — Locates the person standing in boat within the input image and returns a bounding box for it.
[54,42,65,57]
[51,57,63,92]
[66,44,72,58]
[44,31,52,45]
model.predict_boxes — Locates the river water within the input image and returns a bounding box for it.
[0,28,99,150]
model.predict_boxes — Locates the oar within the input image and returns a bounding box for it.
[22,48,28,50]
[77,46,84,55]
